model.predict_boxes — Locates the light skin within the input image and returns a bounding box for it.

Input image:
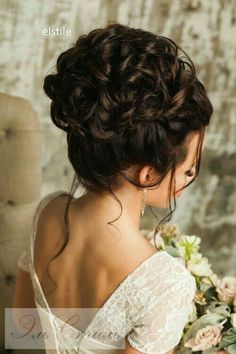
[74,131,206,237]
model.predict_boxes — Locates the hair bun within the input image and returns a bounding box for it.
[43,22,213,195]
[43,74,60,101]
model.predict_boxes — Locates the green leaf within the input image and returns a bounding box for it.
[164,245,181,257]
[227,343,236,353]
[226,328,236,336]
[203,348,222,354]
[220,328,236,347]
[204,287,218,301]
[207,302,232,317]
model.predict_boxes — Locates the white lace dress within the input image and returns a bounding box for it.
[17,191,196,354]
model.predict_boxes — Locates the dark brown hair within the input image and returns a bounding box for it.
[43,22,213,288]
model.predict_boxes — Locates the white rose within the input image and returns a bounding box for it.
[187,253,213,277]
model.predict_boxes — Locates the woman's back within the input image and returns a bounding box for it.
[17,191,196,353]
[34,192,158,311]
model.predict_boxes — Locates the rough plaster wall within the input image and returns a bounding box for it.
[0,0,235,276]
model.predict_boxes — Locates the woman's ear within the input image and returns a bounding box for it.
[138,166,159,186]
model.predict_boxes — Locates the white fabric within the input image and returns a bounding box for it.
[17,191,196,353]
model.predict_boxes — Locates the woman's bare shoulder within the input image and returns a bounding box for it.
[33,193,73,271]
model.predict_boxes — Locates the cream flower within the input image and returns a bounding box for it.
[176,235,201,260]
[194,290,207,305]
[155,223,180,238]
[216,276,236,305]
[188,303,198,323]
[209,273,218,287]
[200,274,218,294]
[184,324,223,351]
[187,253,213,277]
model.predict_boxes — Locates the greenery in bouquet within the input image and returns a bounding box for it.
[141,224,236,354]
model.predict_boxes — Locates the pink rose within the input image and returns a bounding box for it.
[184,325,222,351]
[216,276,236,304]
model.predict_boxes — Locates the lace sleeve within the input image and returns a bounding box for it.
[127,271,196,354]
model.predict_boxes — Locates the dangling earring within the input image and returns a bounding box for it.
[141,188,147,216]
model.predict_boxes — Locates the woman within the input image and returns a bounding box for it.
[14,22,214,353]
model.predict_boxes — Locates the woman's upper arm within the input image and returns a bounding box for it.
[12,268,36,339]
[13,191,67,309]
[13,246,35,308]
[12,267,36,308]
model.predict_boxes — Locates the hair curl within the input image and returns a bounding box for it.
[43,21,213,293]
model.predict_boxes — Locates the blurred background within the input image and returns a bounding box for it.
[0,0,235,285]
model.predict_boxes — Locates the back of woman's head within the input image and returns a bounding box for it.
[43,21,213,225]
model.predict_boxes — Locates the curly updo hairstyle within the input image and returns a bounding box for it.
[43,21,213,267]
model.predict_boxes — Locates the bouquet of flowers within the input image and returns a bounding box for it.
[141,224,236,354]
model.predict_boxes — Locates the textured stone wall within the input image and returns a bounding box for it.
[0,0,235,276]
